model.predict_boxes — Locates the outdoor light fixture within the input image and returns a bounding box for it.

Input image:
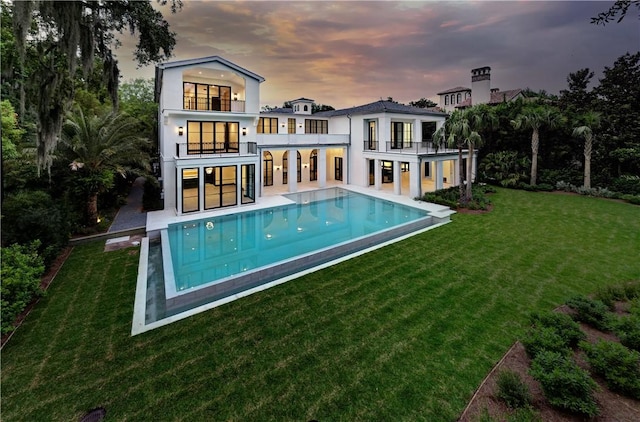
[274,165,282,171]
[242,127,247,136]
[178,126,184,136]
[302,162,309,169]
[205,167,213,175]
[233,93,238,101]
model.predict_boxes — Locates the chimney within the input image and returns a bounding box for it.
[471,66,491,105]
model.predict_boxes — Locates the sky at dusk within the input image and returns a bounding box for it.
[116,1,639,109]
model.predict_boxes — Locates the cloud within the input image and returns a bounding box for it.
[115,1,640,109]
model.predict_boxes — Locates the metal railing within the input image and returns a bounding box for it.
[363,140,459,154]
[183,96,246,112]
[175,142,257,158]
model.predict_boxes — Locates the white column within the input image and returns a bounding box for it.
[393,160,401,195]
[289,148,298,193]
[453,159,460,186]
[375,159,382,190]
[319,148,327,188]
[410,159,421,198]
[472,152,478,182]
[435,161,444,190]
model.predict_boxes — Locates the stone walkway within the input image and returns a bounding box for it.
[108,176,147,232]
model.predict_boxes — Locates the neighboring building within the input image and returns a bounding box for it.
[437,66,524,112]
[155,56,474,216]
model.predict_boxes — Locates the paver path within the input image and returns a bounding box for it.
[108,176,147,232]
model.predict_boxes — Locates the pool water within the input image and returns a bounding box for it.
[161,188,435,312]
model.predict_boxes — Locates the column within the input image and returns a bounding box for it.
[435,160,444,190]
[393,160,401,195]
[410,159,422,198]
[289,148,298,193]
[472,152,478,182]
[374,159,382,191]
[453,159,460,186]
[319,148,327,188]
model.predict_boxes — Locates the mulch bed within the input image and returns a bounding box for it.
[458,305,640,422]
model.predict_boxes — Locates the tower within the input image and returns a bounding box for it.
[471,66,491,105]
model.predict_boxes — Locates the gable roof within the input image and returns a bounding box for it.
[290,97,314,103]
[437,86,471,95]
[314,100,446,118]
[156,55,265,82]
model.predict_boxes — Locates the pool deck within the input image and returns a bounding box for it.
[132,185,455,336]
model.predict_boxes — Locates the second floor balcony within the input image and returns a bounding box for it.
[363,140,459,155]
[176,141,257,158]
[183,96,246,113]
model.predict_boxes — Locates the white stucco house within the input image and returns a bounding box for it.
[437,66,524,112]
[154,56,473,216]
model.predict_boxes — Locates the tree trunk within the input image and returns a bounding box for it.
[87,193,99,226]
[458,145,465,205]
[584,134,592,189]
[466,143,474,202]
[530,129,539,186]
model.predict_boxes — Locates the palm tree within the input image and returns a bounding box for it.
[573,111,602,189]
[511,105,566,186]
[59,106,151,225]
[463,104,497,201]
[435,111,468,204]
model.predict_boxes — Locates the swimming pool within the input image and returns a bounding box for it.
[160,187,436,313]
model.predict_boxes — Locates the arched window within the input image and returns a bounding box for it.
[310,149,318,181]
[450,94,455,104]
[304,105,308,111]
[283,151,288,184]
[263,151,273,186]
[444,96,449,105]
[456,93,461,103]
[297,151,302,182]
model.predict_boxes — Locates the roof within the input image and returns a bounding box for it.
[262,107,294,114]
[454,89,524,109]
[290,97,314,103]
[314,100,446,118]
[156,55,265,82]
[437,86,471,95]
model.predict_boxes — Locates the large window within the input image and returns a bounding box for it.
[241,164,255,204]
[288,118,296,134]
[422,121,437,142]
[367,121,377,150]
[263,151,273,186]
[182,168,199,213]
[187,121,238,154]
[305,119,328,134]
[310,150,318,181]
[335,157,343,181]
[204,166,237,209]
[183,82,231,111]
[257,117,278,134]
[391,122,412,149]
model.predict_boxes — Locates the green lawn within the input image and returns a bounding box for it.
[2,189,639,421]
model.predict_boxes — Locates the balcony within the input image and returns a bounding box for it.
[363,140,459,155]
[175,141,257,158]
[183,96,246,113]
[255,133,350,146]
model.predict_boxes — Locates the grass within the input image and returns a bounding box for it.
[2,189,639,421]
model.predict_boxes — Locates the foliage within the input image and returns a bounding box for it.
[581,340,640,399]
[1,190,72,266]
[529,351,599,417]
[566,295,614,331]
[522,326,571,359]
[479,151,530,187]
[496,370,532,409]
[419,184,492,210]
[119,78,158,148]
[594,280,640,307]
[143,176,164,211]
[529,311,586,348]
[408,98,438,108]
[591,0,640,25]
[1,100,23,159]
[8,0,181,173]
[614,315,640,352]
[0,241,45,335]
[611,175,640,195]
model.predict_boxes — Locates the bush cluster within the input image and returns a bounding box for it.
[613,315,640,352]
[581,340,640,399]
[419,184,493,210]
[610,175,640,196]
[566,295,614,331]
[529,351,599,417]
[1,242,46,335]
[595,281,640,308]
[555,181,640,205]
[496,370,532,409]
[522,312,585,358]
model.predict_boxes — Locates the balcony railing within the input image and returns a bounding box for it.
[183,96,246,113]
[363,140,459,155]
[175,142,257,158]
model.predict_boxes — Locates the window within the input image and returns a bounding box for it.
[401,162,410,172]
[422,121,437,142]
[183,82,231,111]
[391,122,412,149]
[335,157,343,181]
[187,121,238,154]
[424,162,431,177]
[457,93,461,103]
[304,105,308,111]
[288,118,296,134]
[241,164,255,204]
[283,151,288,184]
[257,117,278,134]
[382,161,393,183]
[305,119,328,134]
[444,96,449,106]
[310,150,318,181]
[367,121,377,150]
[204,165,237,209]
[297,151,302,182]
[263,151,273,186]
[182,168,199,213]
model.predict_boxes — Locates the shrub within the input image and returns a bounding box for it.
[566,295,614,331]
[496,370,532,409]
[529,351,599,417]
[478,151,529,187]
[595,281,640,308]
[621,194,640,205]
[521,326,571,359]
[611,175,640,195]
[614,315,640,352]
[529,311,585,348]
[419,184,492,210]
[0,242,46,335]
[581,340,640,399]
[143,175,164,211]
[1,191,72,266]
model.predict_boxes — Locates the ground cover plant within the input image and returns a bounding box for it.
[2,189,639,421]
